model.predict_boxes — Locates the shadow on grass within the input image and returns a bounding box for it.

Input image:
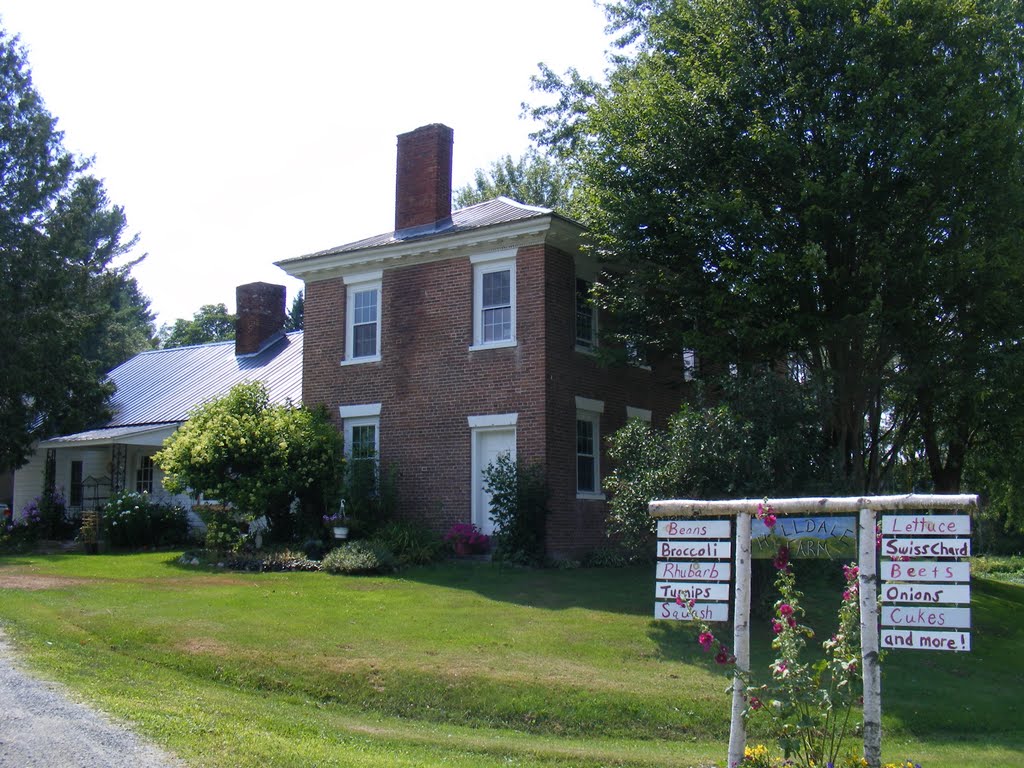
[399,559,655,615]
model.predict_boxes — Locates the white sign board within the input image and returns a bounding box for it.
[881,560,970,582]
[657,520,732,539]
[882,583,970,604]
[882,537,971,558]
[655,582,731,601]
[656,561,732,581]
[881,629,971,652]
[658,540,731,559]
[881,515,971,536]
[655,601,730,622]
[881,606,971,629]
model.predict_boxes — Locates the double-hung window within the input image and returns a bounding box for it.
[344,271,382,364]
[136,456,154,494]
[575,397,605,499]
[340,404,381,492]
[471,251,516,350]
[575,278,597,351]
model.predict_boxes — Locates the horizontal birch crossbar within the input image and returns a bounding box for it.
[649,493,979,519]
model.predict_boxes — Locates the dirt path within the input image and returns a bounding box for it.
[0,629,185,768]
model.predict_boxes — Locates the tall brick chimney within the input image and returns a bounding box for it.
[395,123,454,236]
[235,282,287,356]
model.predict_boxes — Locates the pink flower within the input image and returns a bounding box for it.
[749,696,763,711]
[675,594,685,607]
[773,545,790,571]
[779,603,794,617]
[771,620,784,635]
[774,662,788,676]
[763,513,777,528]
[698,632,715,651]
[842,587,858,601]
[715,647,734,665]
[688,598,696,608]
[787,616,796,628]
[843,564,859,583]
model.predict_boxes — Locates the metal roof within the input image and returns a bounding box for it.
[101,331,302,428]
[282,197,558,262]
[40,423,179,446]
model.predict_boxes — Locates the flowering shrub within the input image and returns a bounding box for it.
[0,500,44,550]
[683,504,865,768]
[101,491,189,549]
[444,523,490,555]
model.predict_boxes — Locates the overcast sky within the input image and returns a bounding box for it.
[2,1,610,327]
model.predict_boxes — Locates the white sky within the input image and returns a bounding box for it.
[1,1,611,327]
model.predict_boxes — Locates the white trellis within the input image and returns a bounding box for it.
[649,493,978,768]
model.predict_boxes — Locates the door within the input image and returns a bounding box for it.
[472,428,516,536]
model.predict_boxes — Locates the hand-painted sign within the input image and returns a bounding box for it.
[880,560,970,582]
[880,513,971,652]
[655,519,731,623]
[751,516,856,559]
[655,601,730,622]
[882,537,971,558]
[655,561,732,581]
[881,629,971,652]
[881,515,971,536]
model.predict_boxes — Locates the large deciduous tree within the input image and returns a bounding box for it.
[0,26,154,472]
[160,303,235,348]
[453,148,575,213]
[531,0,1024,492]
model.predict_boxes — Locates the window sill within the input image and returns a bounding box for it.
[575,344,598,355]
[340,355,381,366]
[576,491,607,501]
[469,340,517,352]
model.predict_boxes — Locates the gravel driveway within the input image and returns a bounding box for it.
[0,629,185,768]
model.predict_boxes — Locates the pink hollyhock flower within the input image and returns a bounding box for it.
[749,696,763,710]
[675,594,685,607]
[763,513,777,528]
[715,648,734,665]
[787,616,797,628]
[773,545,790,571]
[698,632,715,651]
[772,620,784,634]
[779,603,794,617]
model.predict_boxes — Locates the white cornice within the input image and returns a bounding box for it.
[276,216,582,283]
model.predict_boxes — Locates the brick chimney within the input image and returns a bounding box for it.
[235,282,286,356]
[395,123,454,236]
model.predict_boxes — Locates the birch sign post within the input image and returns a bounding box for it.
[649,494,978,768]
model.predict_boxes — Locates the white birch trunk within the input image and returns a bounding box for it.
[727,512,752,768]
[858,507,882,768]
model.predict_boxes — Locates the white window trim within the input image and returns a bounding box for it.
[343,271,383,365]
[339,403,382,419]
[575,397,605,500]
[467,413,518,428]
[626,406,652,422]
[470,256,517,351]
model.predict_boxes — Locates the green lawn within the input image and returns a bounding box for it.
[0,553,1021,767]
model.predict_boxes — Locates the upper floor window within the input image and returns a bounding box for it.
[471,251,517,350]
[343,271,382,364]
[575,279,597,351]
[682,349,697,382]
[136,456,154,494]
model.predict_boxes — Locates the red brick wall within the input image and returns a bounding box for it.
[302,242,684,557]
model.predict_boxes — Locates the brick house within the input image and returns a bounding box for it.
[277,124,683,557]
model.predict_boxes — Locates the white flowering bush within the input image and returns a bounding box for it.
[101,491,188,548]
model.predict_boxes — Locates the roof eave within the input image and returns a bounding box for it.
[276,214,584,283]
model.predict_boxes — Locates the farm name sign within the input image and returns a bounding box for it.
[654,520,732,622]
[752,515,856,559]
[880,515,971,652]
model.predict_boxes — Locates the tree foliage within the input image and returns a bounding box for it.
[285,290,304,332]
[531,0,1024,494]
[605,372,824,553]
[0,26,154,471]
[160,303,235,348]
[155,382,343,541]
[453,148,575,213]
